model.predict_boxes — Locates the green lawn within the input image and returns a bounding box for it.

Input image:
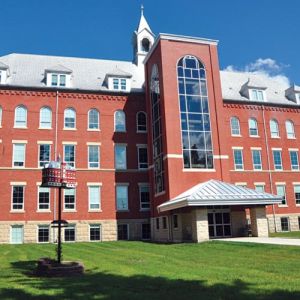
[270,231,300,238]
[0,241,300,300]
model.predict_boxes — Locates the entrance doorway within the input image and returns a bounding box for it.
[208,209,231,238]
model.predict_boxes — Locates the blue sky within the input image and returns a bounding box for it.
[0,0,299,84]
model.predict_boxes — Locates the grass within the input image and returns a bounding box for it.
[270,231,300,238]
[0,241,300,300]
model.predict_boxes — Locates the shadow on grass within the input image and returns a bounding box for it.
[1,260,299,300]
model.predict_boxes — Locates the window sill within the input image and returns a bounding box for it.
[271,136,280,139]
[114,130,127,133]
[138,167,149,171]
[88,209,102,213]
[63,128,77,131]
[88,167,101,170]
[291,169,300,171]
[13,126,28,129]
[10,210,25,213]
[38,127,52,130]
[249,135,260,138]
[278,205,288,208]
[117,210,129,212]
[231,134,242,137]
[12,166,25,169]
[253,169,263,171]
[137,130,147,134]
[87,129,100,132]
[274,169,283,172]
[287,137,296,140]
[182,169,216,172]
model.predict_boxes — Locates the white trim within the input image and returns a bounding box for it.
[12,140,28,144]
[86,142,101,146]
[232,146,243,149]
[235,182,247,186]
[275,182,286,185]
[163,154,182,159]
[288,148,299,151]
[37,141,53,144]
[10,182,27,186]
[254,182,266,186]
[182,169,216,172]
[250,147,262,150]
[292,182,300,185]
[87,182,102,186]
[272,147,282,151]
[62,141,78,145]
[213,155,229,159]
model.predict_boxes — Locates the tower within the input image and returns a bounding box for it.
[132,5,155,79]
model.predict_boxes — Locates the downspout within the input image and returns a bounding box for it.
[262,104,277,232]
[53,91,59,241]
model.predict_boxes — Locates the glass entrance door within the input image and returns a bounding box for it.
[208,210,231,238]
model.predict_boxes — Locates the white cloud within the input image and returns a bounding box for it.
[223,58,290,86]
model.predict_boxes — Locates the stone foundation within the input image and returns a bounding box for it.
[267,213,300,232]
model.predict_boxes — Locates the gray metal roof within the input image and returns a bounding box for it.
[0,61,9,69]
[0,53,143,92]
[220,70,297,106]
[158,180,282,212]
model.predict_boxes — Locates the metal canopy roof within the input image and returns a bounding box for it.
[158,180,282,212]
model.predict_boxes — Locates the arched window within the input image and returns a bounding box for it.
[177,55,213,169]
[114,110,126,132]
[248,118,258,136]
[64,108,76,129]
[136,111,147,132]
[0,106,2,127]
[286,120,295,139]
[270,119,279,138]
[14,105,27,128]
[150,64,164,193]
[230,117,240,136]
[39,107,52,128]
[88,109,99,129]
[141,38,150,52]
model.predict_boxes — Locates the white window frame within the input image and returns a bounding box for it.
[280,217,289,232]
[88,145,100,169]
[39,107,52,129]
[137,145,148,169]
[289,150,299,171]
[294,185,300,206]
[38,144,51,168]
[272,149,283,170]
[12,143,26,168]
[64,108,76,129]
[230,117,241,136]
[116,184,129,211]
[112,78,127,91]
[88,109,100,130]
[14,105,27,128]
[233,148,244,170]
[64,189,76,211]
[114,110,126,132]
[285,120,295,139]
[276,184,287,206]
[64,224,76,242]
[37,225,50,243]
[37,186,50,211]
[63,144,76,167]
[270,119,280,138]
[11,185,25,211]
[10,225,24,244]
[136,111,147,133]
[248,118,258,137]
[115,144,127,170]
[251,149,262,170]
[50,73,67,87]
[88,186,101,211]
[139,184,150,211]
[250,89,265,101]
[254,184,265,193]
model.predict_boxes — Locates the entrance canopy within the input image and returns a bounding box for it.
[158,180,282,212]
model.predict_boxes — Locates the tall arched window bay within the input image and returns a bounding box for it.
[177,56,213,169]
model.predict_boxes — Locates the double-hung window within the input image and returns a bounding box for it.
[273,150,283,170]
[289,151,299,170]
[64,189,76,210]
[64,108,76,129]
[38,187,50,210]
[251,89,265,101]
[64,225,75,242]
[252,149,262,170]
[88,145,100,168]
[12,186,24,210]
[115,145,126,170]
[270,119,279,138]
[294,185,300,205]
[39,144,51,167]
[90,224,101,241]
[51,74,66,87]
[286,120,295,138]
[139,184,150,211]
[116,185,128,211]
[13,143,26,167]
[137,146,148,169]
[230,117,240,136]
[276,185,286,206]
[136,112,147,132]
[38,225,50,243]
[248,118,258,136]
[64,144,75,167]
[233,149,243,170]
[88,186,101,210]
[14,106,27,128]
[88,109,99,130]
[113,78,127,91]
[114,110,126,132]
[39,107,52,128]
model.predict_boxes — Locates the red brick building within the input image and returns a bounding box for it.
[0,11,299,244]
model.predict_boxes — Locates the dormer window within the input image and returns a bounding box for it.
[45,64,72,88]
[106,68,132,92]
[0,62,9,84]
[51,74,66,87]
[113,78,127,91]
[250,89,265,101]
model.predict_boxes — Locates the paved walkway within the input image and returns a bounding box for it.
[215,237,300,246]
